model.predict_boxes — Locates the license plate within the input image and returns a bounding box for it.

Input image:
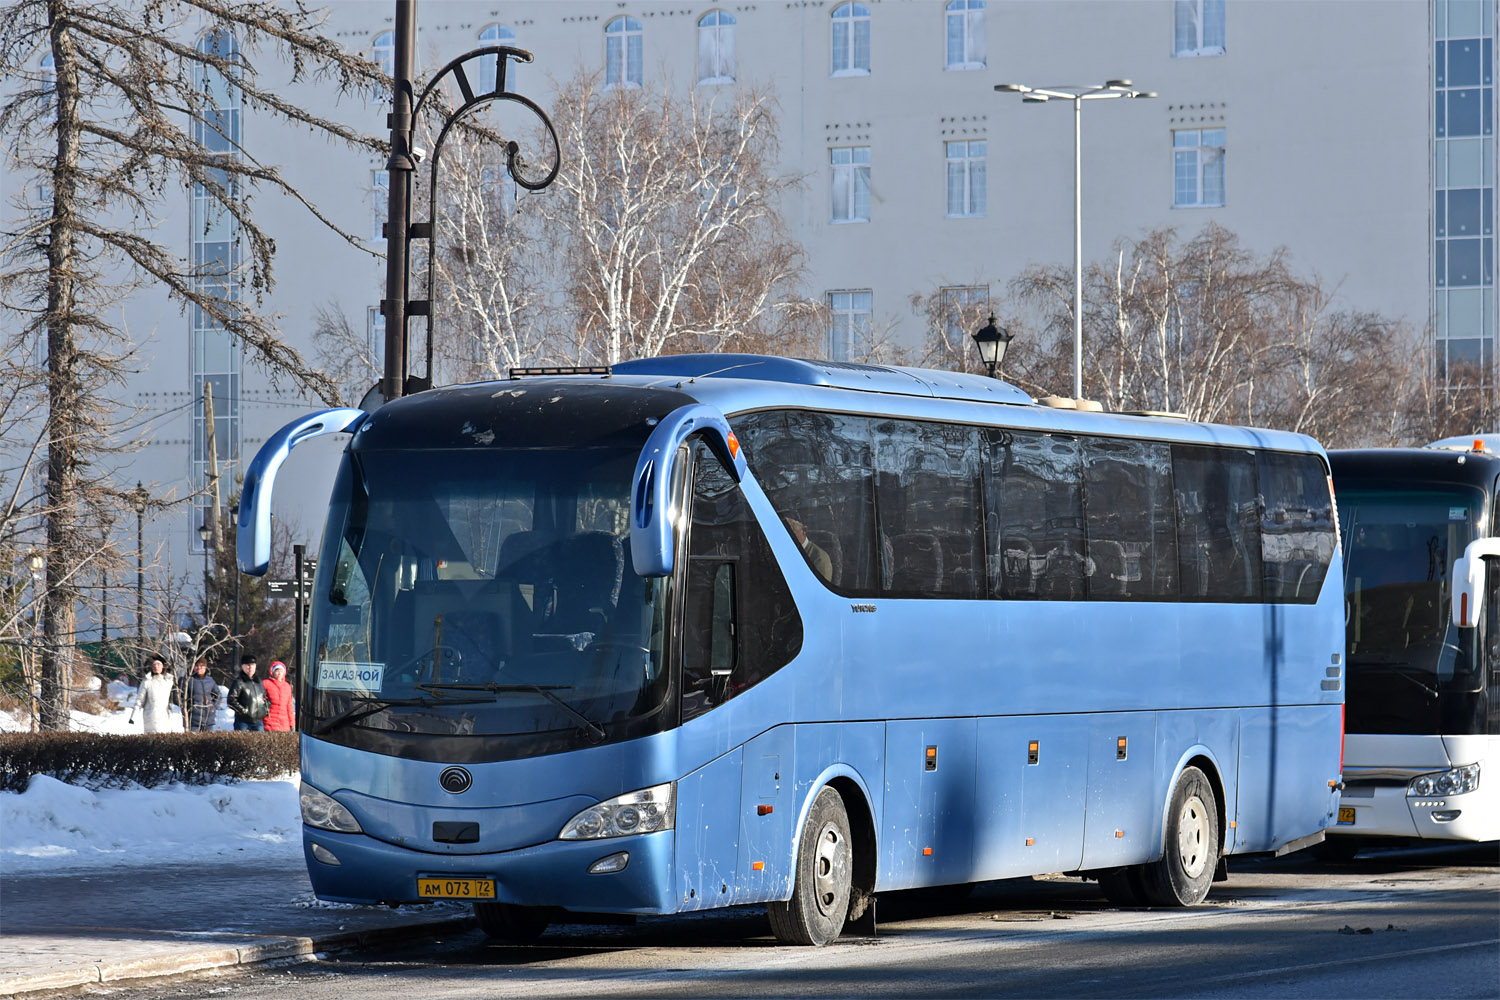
[417,877,495,899]
[1337,807,1356,825]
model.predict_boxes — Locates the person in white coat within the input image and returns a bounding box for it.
[135,656,176,734]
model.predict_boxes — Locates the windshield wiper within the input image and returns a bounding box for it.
[1346,658,1440,700]
[416,681,607,744]
[308,694,490,736]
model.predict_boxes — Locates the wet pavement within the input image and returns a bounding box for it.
[0,859,471,995]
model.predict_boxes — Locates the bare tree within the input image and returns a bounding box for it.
[0,0,386,728]
[311,301,382,407]
[540,71,812,365]
[1006,224,1428,446]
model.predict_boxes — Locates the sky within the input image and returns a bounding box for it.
[0,682,304,873]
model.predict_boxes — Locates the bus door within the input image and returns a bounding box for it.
[674,434,806,907]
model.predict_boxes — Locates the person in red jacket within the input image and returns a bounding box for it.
[262,661,297,732]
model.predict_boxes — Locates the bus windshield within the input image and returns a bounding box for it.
[1338,483,1486,734]
[306,446,672,762]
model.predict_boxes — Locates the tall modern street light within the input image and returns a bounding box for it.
[993,80,1156,400]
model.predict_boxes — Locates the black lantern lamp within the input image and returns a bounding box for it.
[971,315,1014,379]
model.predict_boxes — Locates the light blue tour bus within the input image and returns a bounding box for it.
[238,354,1345,945]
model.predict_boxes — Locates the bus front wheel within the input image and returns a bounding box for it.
[1139,766,1220,907]
[768,787,852,946]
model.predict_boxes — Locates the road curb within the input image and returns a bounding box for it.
[0,914,475,996]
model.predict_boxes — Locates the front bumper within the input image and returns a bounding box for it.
[302,826,677,913]
[1331,784,1495,842]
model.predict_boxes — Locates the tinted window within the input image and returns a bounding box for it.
[986,431,1086,600]
[1257,451,1335,603]
[735,410,879,593]
[1083,438,1178,599]
[874,419,983,597]
[682,440,804,721]
[1173,446,1261,600]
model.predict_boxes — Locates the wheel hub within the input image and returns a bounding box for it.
[1176,793,1210,879]
[812,822,850,915]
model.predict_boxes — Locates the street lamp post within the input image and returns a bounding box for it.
[132,483,146,661]
[971,315,1015,379]
[993,80,1155,400]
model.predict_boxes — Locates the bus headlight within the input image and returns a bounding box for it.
[300,783,363,833]
[559,783,675,840]
[1407,763,1480,797]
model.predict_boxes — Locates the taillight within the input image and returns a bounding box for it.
[1339,703,1346,774]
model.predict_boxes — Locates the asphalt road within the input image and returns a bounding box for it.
[40,842,1499,1000]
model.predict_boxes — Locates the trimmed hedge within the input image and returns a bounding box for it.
[0,731,299,792]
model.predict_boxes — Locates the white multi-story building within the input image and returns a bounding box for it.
[6,1,1485,612]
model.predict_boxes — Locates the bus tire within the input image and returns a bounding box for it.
[767,787,852,946]
[1096,866,1149,907]
[1140,766,1219,907]
[473,901,551,942]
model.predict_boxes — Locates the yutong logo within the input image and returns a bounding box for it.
[439,767,473,794]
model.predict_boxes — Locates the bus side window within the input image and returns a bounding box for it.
[1173,446,1262,601]
[683,560,736,717]
[987,430,1084,601]
[734,410,879,595]
[1257,451,1337,604]
[873,419,983,598]
[1081,438,1178,600]
[682,439,804,723]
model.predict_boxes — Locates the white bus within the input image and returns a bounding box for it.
[1328,439,1500,851]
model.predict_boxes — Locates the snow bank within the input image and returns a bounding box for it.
[0,774,303,872]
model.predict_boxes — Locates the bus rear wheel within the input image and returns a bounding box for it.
[1139,766,1220,907]
[768,787,852,946]
[473,901,551,942]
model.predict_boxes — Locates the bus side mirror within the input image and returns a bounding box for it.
[630,404,746,578]
[237,408,367,576]
[1451,537,1500,628]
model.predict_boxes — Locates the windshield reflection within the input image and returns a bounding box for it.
[308,446,671,759]
[1338,484,1486,735]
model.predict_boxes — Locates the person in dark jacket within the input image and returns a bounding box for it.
[227,655,269,731]
[185,657,220,732]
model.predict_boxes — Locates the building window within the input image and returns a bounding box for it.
[606,16,643,88]
[698,10,737,85]
[477,24,518,92]
[831,2,871,76]
[828,290,873,360]
[372,169,389,243]
[372,30,394,76]
[940,286,990,342]
[1434,17,1496,385]
[1173,0,1225,57]
[1173,128,1225,207]
[945,0,986,70]
[830,146,871,223]
[945,139,986,218]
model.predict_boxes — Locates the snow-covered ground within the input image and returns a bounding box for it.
[0,686,303,874]
[0,675,235,734]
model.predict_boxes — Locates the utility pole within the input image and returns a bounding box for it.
[381,0,418,402]
[203,380,222,554]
